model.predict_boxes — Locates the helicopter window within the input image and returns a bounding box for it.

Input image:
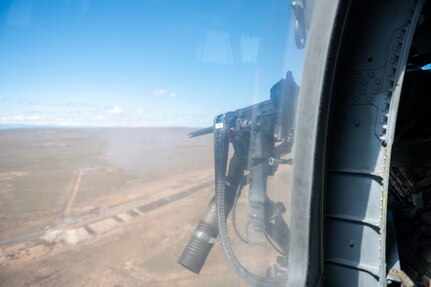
[0,1,312,286]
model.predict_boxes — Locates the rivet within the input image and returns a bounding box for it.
[373,90,379,95]
[367,96,372,102]
[361,90,366,95]
[362,80,368,85]
[355,73,361,79]
[354,97,359,103]
[369,72,375,78]
[354,121,360,127]
[392,46,399,52]
[349,240,355,248]
[375,79,381,85]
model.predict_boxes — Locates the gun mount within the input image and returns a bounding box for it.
[178,72,298,286]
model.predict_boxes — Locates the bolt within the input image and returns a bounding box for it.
[268,157,275,166]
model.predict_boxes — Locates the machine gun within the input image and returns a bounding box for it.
[178,71,298,287]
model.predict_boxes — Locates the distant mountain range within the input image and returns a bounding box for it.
[0,123,63,129]
[0,123,202,130]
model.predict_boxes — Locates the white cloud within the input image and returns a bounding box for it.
[153,88,166,96]
[153,88,178,98]
[94,115,106,121]
[27,115,40,121]
[107,106,123,114]
[1,116,25,121]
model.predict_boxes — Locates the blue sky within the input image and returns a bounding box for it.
[0,0,304,127]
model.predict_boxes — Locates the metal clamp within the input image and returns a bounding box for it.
[194,231,217,244]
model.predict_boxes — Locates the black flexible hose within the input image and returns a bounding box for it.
[232,176,250,244]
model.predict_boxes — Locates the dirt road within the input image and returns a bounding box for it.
[0,178,242,287]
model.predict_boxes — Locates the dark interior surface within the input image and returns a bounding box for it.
[389,2,431,286]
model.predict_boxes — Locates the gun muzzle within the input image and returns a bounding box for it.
[178,198,218,274]
[179,153,243,274]
[188,126,213,138]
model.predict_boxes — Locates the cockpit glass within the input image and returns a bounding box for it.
[0,1,313,286]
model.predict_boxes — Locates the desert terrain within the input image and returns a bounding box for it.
[0,128,291,287]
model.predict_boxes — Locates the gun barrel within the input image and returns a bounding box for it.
[188,126,213,138]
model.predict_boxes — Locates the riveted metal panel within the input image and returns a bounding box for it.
[326,220,381,275]
[325,0,424,286]
[327,174,383,227]
[329,105,385,173]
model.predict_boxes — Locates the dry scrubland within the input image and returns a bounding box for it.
[0,128,292,287]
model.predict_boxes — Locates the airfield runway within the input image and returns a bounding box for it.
[0,128,291,287]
